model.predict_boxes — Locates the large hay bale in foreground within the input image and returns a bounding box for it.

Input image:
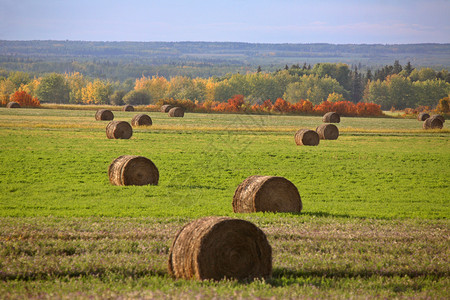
[168,216,272,281]
[108,155,159,186]
[423,116,444,129]
[432,114,445,123]
[233,175,302,213]
[6,102,20,108]
[106,121,133,139]
[95,109,114,121]
[123,105,134,112]
[417,112,430,121]
[168,107,185,117]
[294,129,319,146]
[131,114,152,127]
[316,123,339,140]
[322,112,340,123]
[160,104,174,113]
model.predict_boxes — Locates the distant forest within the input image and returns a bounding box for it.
[1,41,449,111]
[1,41,449,80]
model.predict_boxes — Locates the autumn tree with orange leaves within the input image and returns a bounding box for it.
[9,91,40,107]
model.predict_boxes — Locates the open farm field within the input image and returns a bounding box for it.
[0,108,449,299]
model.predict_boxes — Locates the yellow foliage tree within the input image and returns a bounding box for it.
[81,79,112,104]
[326,92,346,103]
[66,73,87,104]
[135,76,169,102]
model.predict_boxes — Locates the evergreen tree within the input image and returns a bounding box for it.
[393,60,403,74]
[366,69,373,82]
[404,61,414,76]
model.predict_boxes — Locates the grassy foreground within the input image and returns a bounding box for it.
[0,108,449,299]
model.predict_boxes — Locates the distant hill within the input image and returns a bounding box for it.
[1,40,449,80]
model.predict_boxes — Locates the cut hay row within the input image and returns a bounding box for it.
[168,216,272,281]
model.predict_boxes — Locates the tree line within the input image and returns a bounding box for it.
[1,61,449,111]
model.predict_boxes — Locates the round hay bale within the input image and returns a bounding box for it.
[6,102,20,108]
[294,129,320,146]
[123,105,134,112]
[131,114,152,127]
[322,112,340,123]
[316,123,339,140]
[106,121,133,139]
[168,107,185,117]
[108,155,159,186]
[95,109,114,121]
[233,176,302,213]
[431,114,445,123]
[417,112,430,121]
[160,104,174,113]
[423,116,444,129]
[168,216,272,281]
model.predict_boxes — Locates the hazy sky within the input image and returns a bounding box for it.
[1,0,449,44]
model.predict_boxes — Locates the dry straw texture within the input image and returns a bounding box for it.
[6,102,20,108]
[108,155,159,186]
[423,116,444,129]
[233,175,302,213]
[432,114,445,123]
[295,129,320,146]
[160,104,174,113]
[131,114,153,127]
[322,112,340,123]
[95,109,114,121]
[123,105,134,112]
[168,107,185,117]
[417,112,430,121]
[316,123,339,140]
[106,121,133,139]
[168,216,272,281]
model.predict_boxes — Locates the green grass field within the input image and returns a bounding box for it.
[0,108,449,299]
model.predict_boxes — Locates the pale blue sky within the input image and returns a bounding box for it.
[1,0,449,43]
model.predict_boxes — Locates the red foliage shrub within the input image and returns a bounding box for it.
[9,91,40,107]
[152,94,382,117]
[272,98,292,112]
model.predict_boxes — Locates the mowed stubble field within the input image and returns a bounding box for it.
[0,108,449,299]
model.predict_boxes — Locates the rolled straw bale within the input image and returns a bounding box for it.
[131,114,152,127]
[417,112,430,121]
[432,114,445,123]
[108,155,159,186]
[316,123,339,140]
[95,109,114,121]
[168,216,272,281]
[423,116,443,129]
[233,176,302,213]
[160,104,174,113]
[294,129,320,146]
[6,102,20,108]
[123,105,134,112]
[106,121,133,139]
[322,112,340,123]
[168,107,185,117]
